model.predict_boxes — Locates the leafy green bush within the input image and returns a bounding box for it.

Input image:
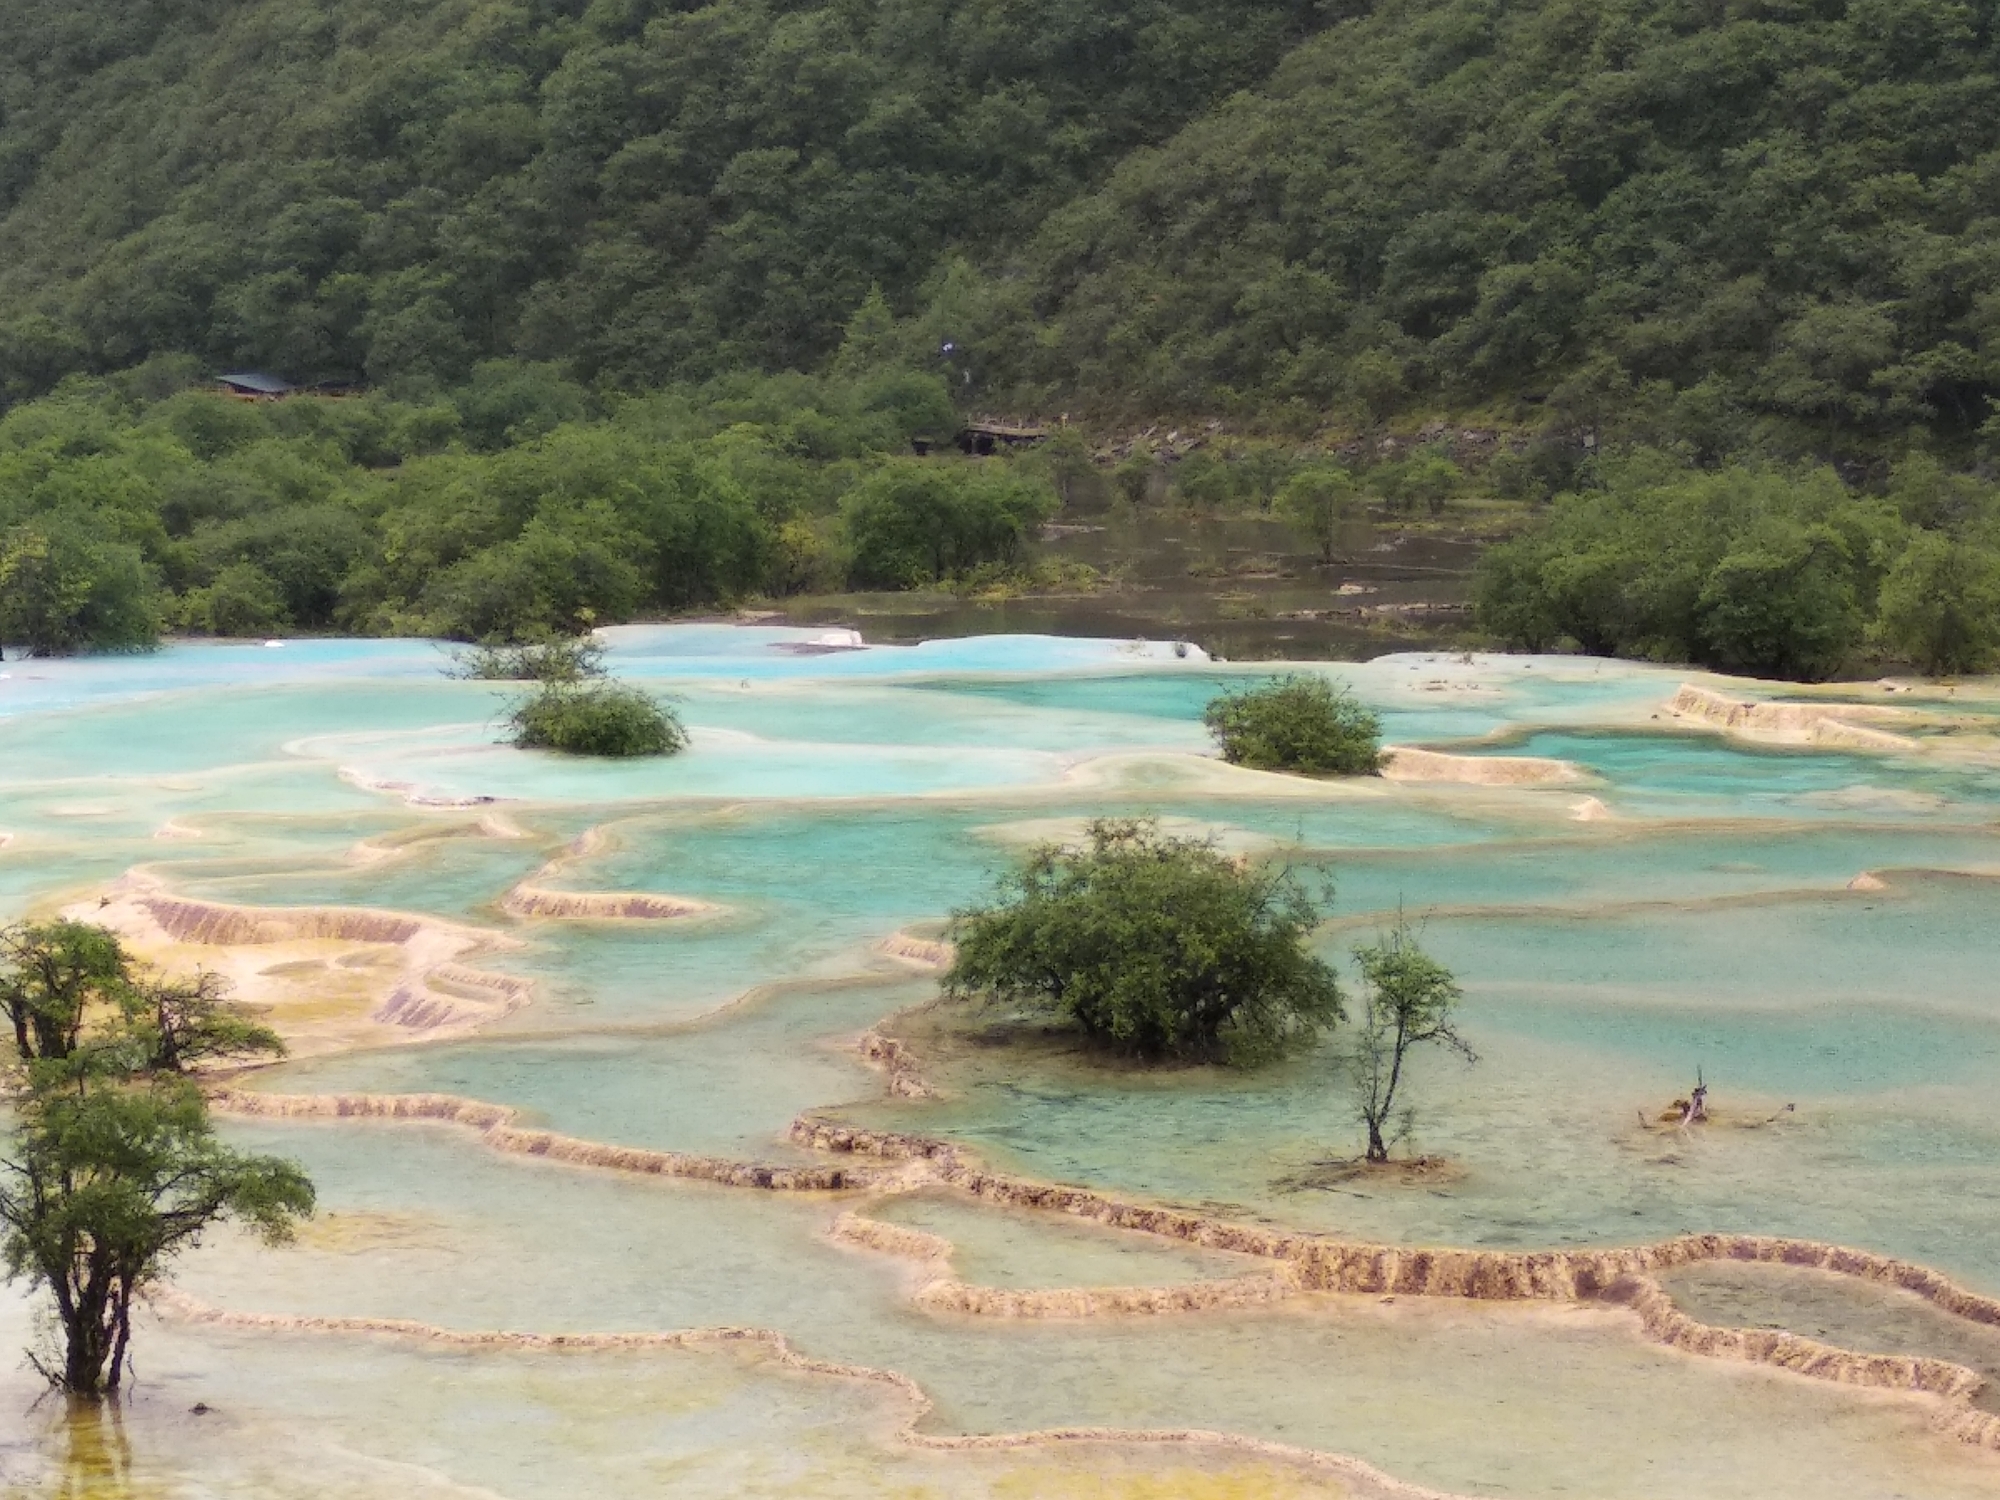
[0,374,981,653]
[453,637,606,684]
[0,517,158,656]
[945,819,1342,1065]
[176,561,288,637]
[842,462,1057,588]
[1275,466,1357,563]
[506,685,685,758]
[1472,455,1912,680]
[1203,675,1382,776]
[1873,534,2000,676]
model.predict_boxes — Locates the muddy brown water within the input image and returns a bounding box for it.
[765,511,1484,660]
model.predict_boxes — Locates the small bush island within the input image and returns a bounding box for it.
[1203,675,1383,776]
[507,684,685,758]
[945,819,1343,1065]
[455,637,606,684]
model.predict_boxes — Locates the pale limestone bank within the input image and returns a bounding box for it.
[67,872,528,1056]
[1378,746,1586,786]
[1666,684,1924,750]
[877,931,955,970]
[501,885,718,920]
[193,1080,2000,1456]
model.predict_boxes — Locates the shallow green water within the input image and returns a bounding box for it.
[2,628,1998,1499]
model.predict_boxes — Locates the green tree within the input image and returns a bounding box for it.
[1695,525,1863,681]
[177,561,289,637]
[1391,452,1459,517]
[1,1069,314,1395]
[945,819,1343,1065]
[1873,533,2000,675]
[1348,920,1474,1163]
[0,923,311,1397]
[1275,466,1356,563]
[843,462,1055,588]
[1203,675,1383,776]
[422,504,649,642]
[138,970,285,1075]
[1,921,132,1064]
[1473,456,1906,678]
[0,518,158,657]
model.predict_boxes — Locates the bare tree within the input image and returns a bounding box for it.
[1348,919,1475,1162]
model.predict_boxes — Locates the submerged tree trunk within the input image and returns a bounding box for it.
[52,1259,130,1397]
[1365,1119,1388,1162]
[62,1299,116,1396]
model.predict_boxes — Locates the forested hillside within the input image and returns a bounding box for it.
[0,0,1320,396]
[4,0,1998,457]
[5,0,2000,676]
[975,0,2000,450]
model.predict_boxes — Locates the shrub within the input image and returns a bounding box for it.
[843,462,1057,588]
[453,637,606,683]
[1873,533,2000,676]
[506,684,685,757]
[1471,456,1906,678]
[1203,675,1382,775]
[945,819,1343,1065]
[0,519,158,656]
[177,561,289,636]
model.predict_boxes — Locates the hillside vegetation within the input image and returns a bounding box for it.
[0,372,1061,651]
[975,0,2000,454]
[4,0,1998,460]
[0,0,1319,397]
[4,0,2000,677]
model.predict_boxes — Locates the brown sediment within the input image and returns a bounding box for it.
[911,1269,1302,1320]
[1059,751,1392,800]
[68,872,527,1056]
[346,812,529,867]
[973,815,1281,859]
[501,885,718,921]
[1378,746,1585,787]
[495,820,719,922]
[137,895,423,946]
[1617,1274,1985,1400]
[831,1209,956,1264]
[145,1285,1476,1500]
[831,1202,1306,1320]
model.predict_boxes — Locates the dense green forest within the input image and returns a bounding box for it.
[0,0,1321,398]
[3,0,2000,674]
[0,370,1063,651]
[4,0,1998,453]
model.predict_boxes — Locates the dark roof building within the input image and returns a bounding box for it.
[216,372,294,398]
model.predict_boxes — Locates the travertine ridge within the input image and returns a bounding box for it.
[146,1286,1477,1500]
[201,1083,2000,1448]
